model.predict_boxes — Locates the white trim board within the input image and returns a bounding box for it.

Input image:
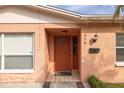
[116,62,124,67]
[0,69,34,73]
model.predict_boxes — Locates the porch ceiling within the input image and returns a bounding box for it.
[45,28,80,35]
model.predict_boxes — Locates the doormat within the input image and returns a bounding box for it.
[76,82,84,88]
[43,82,51,88]
[54,72,72,76]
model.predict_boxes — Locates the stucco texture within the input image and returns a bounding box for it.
[80,23,124,83]
[0,24,47,83]
[1,6,124,83]
[0,23,123,84]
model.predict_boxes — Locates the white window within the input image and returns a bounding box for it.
[0,35,1,70]
[0,33,34,73]
[116,33,124,66]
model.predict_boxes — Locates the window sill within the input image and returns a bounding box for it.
[0,69,34,73]
[115,62,124,67]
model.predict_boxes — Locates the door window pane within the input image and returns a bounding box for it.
[73,36,78,54]
[57,37,66,43]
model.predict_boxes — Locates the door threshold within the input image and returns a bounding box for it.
[54,71,72,76]
[55,71,71,72]
[72,70,79,72]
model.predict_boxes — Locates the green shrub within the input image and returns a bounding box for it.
[88,75,106,88]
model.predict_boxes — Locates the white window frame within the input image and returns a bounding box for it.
[116,33,124,66]
[0,33,34,73]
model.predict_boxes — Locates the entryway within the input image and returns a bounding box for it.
[54,35,79,72]
[46,28,80,73]
[46,71,80,82]
[45,28,82,88]
[43,71,84,88]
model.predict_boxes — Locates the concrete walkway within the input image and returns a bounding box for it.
[0,82,90,88]
[50,82,77,88]
[46,71,80,82]
[42,71,84,88]
[82,81,91,88]
[43,82,85,88]
[0,83,43,88]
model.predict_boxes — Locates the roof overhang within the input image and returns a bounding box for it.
[33,5,124,23]
[0,5,123,23]
[80,15,124,23]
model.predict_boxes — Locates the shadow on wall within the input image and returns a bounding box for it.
[35,66,48,82]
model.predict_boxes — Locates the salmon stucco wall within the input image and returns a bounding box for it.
[0,24,47,83]
[80,23,124,83]
[0,23,124,83]
[47,33,55,73]
[0,23,81,82]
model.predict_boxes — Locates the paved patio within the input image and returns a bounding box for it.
[50,82,77,88]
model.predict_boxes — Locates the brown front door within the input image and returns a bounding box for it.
[54,36,71,72]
